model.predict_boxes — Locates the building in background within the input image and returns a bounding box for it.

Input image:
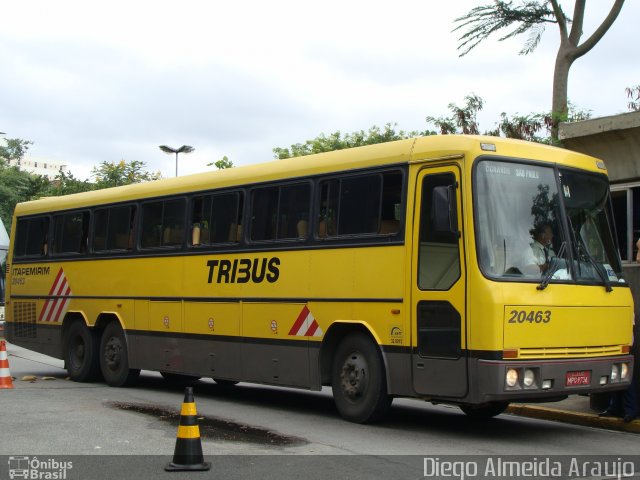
[6,156,68,181]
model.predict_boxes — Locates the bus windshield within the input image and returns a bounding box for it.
[475,159,624,286]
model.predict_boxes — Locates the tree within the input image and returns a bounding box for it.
[46,170,95,196]
[0,137,33,164]
[0,137,46,229]
[208,156,234,169]
[0,165,47,229]
[426,93,591,142]
[91,160,161,188]
[426,94,484,135]
[454,0,625,140]
[273,123,433,159]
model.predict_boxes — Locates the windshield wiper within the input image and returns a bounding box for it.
[578,238,613,292]
[566,216,612,292]
[537,241,566,291]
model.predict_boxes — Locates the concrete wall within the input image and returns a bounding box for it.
[560,111,640,183]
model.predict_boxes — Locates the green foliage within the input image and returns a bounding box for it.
[426,94,484,135]
[427,94,590,144]
[273,123,434,159]
[626,85,640,111]
[0,137,41,229]
[0,138,33,164]
[208,155,234,169]
[91,160,161,188]
[453,0,557,57]
[46,170,95,196]
[0,165,41,229]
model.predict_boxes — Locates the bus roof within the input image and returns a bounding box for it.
[14,135,605,216]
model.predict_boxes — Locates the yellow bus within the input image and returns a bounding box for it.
[5,135,634,423]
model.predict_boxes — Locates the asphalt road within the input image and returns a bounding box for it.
[1,343,640,480]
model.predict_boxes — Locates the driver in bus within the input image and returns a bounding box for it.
[530,222,555,273]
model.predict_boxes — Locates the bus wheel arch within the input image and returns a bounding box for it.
[323,325,392,423]
[61,314,101,382]
[320,322,384,385]
[99,320,140,387]
[94,312,123,332]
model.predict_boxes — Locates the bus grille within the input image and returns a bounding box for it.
[518,345,622,358]
[13,302,37,338]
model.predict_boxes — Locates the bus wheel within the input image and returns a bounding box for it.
[460,402,509,419]
[160,372,201,383]
[99,322,140,387]
[64,321,101,382]
[331,332,392,423]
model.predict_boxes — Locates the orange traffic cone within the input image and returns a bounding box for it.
[0,340,14,389]
[165,387,210,471]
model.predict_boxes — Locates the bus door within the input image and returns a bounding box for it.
[411,166,468,398]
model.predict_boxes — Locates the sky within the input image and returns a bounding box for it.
[1,1,639,181]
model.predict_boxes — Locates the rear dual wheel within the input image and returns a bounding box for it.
[100,322,140,387]
[64,321,101,382]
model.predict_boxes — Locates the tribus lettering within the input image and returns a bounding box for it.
[207,257,280,284]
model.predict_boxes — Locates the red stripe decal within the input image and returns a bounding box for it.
[289,305,309,335]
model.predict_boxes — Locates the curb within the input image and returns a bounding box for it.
[507,404,640,433]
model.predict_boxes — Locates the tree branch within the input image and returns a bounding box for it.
[574,0,625,59]
[568,0,586,46]
[549,0,569,40]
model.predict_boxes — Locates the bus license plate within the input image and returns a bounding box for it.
[566,370,591,386]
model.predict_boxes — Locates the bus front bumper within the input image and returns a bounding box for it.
[473,355,634,403]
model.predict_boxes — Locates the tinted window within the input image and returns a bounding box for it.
[318,171,402,237]
[191,192,243,245]
[52,212,90,255]
[141,199,185,248]
[250,183,310,241]
[14,217,50,258]
[94,205,136,251]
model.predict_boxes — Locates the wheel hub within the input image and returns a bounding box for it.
[104,337,122,371]
[340,352,368,400]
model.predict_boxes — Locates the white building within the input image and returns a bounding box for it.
[6,156,68,180]
[0,135,68,180]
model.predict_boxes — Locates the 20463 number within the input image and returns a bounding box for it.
[508,310,551,324]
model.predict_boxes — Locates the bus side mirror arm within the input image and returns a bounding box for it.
[432,185,459,236]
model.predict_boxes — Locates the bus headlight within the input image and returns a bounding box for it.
[506,368,519,387]
[523,369,536,388]
[610,364,619,382]
[620,363,629,380]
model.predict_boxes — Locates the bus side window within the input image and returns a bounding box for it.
[52,211,89,255]
[250,184,309,242]
[190,191,244,246]
[14,217,50,258]
[317,171,401,238]
[141,199,185,249]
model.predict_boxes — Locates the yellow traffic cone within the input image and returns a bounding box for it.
[165,387,210,471]
[0,341,14,389]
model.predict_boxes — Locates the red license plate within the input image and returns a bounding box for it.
[565,370,591,386]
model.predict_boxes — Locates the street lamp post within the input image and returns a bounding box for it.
[159,145,194,177]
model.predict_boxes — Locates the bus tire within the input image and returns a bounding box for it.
[64,321,101,382]
[460,402,509,419]
[99,322,140,387]
[331,332,392,423]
